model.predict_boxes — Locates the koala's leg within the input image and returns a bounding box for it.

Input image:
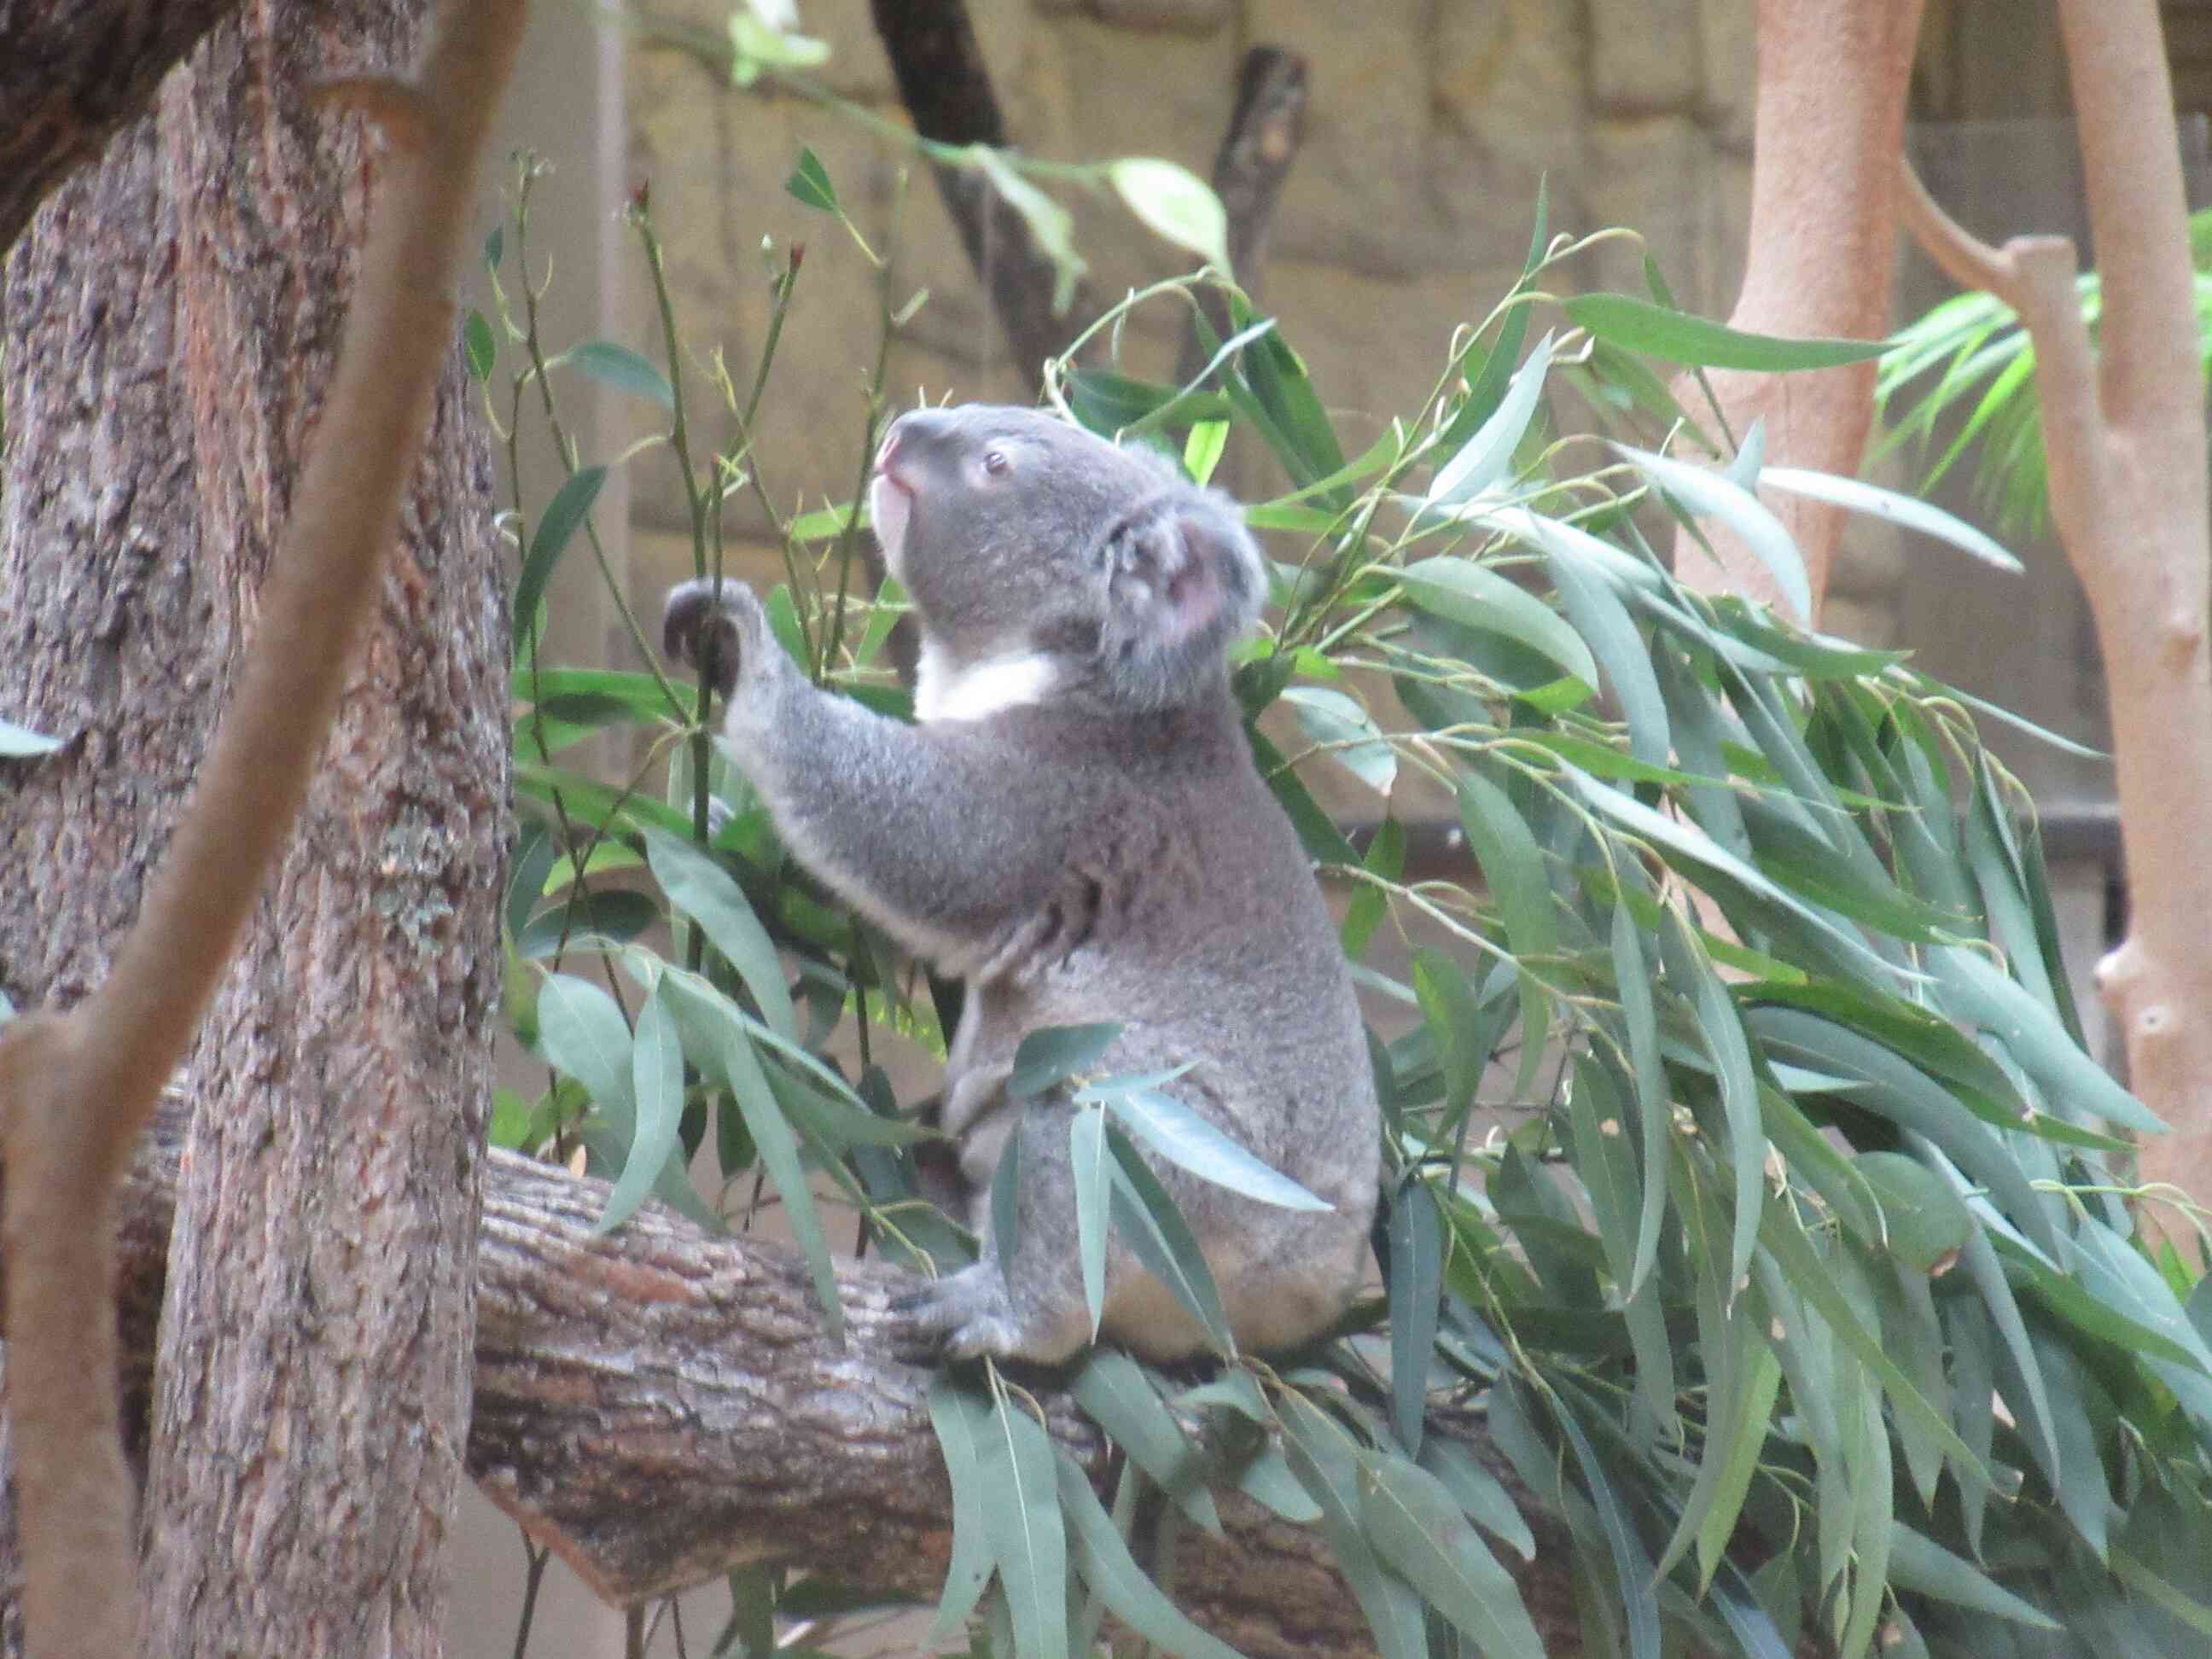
[891,1095,1099,1366]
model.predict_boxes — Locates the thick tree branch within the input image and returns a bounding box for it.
[73,1094,1579,1657]
[0,3,527,1652]
[0,0,248,254]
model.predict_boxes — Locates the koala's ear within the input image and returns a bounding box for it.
[1100,493,1265,708]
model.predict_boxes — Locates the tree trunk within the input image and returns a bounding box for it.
[1672,0,1926,615]
[0,1,509,1650]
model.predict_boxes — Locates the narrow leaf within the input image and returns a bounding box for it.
[1564,294,1889,371]
[1103,1088,1330,1211]
[1359,1452,1545,1659]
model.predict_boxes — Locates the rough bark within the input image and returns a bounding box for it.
[61,1094,1583,1658]
[0,0,251,255]
[0,0,521,1650]
[1898,0,2212,1219]
[1671,0,1926,617]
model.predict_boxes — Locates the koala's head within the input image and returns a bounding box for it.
[868,404,1266,719]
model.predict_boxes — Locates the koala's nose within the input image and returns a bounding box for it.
[882,407,958,463]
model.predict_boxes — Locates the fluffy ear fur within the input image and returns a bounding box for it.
[1097,493,1266,710]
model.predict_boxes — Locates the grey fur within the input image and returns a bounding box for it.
[662,404,1379,1365]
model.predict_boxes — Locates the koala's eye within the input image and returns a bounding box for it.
[982,447,1011,478]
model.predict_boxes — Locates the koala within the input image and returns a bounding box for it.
[661,403,1379,1365]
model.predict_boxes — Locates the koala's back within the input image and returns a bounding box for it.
[938,693,1379,1353]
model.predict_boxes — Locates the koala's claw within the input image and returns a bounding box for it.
[661,577,764,700]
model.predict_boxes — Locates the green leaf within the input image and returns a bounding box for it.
[1851,1150,1972,1270]
[925,1376,999,1644]
[1547,1388,1662,1659]
[1611,442,1812,622]
[1008,1022,1124,1098]
[642,828,796,1039]
[1249,726,1361,865]
[1283,686,1397,795]
[559,339,675,410]
[482,224,504,271]
[1537,527,1671,766]
[595,979,685,1233]
[1071,1104,1110,1335]
[1359,1452,1545,1659]
[657,967,842,1336]
[463,310,496,382]
[1053,1450,1242,1659]
[515,465,608,653]
[1417,1436,1534,1561]
[981,1392,1070,1659]
[1279,1394,1430,1659]
[1760,466,2022,573]
[968,145,1086,315]
[1106,1126,1236,1356]
[1184,416,1229,485]
[1341,818,1403,960]
[1746,1005,2059,1258]
[1108,158,1231,274]
[1427,332,1555,504]
[1756,1220,1991,1490]
[1397,556,1598,689]
[727,10,830,78]
[1092,1087,1330,1211]
[536,971,635,1119]
[1068,1350,1220,1535]
[1563,293,1890,371]
[1888,1526,2061,1629]
[784,145,838,212]
[1610,904,1668,1297]
[1386,1181,1443,1455]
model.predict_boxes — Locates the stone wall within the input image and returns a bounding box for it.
[620,0,1761,602]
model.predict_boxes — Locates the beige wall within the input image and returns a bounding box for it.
[620,0,1762,611]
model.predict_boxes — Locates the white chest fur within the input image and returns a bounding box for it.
[913,641,1060,722]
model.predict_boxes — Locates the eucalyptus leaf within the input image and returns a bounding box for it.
[1359,1451,1545,1659]
[924,1375,1000,1644]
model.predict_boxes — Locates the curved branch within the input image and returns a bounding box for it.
[71,1093,1579,1657]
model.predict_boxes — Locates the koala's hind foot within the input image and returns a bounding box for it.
[661,577,764,699]
[888,1262,1092,1369]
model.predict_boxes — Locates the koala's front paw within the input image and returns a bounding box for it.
[887,1264,1088,1368]
[661,577,770,700]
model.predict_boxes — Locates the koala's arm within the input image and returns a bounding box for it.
[664,579,1068,964]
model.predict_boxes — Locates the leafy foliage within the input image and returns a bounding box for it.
[491,150,2212,1659]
